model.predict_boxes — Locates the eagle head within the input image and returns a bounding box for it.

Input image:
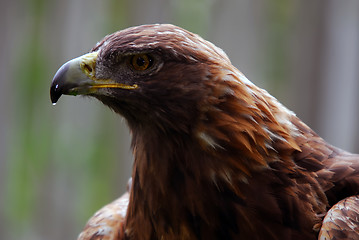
[50,24,237,133]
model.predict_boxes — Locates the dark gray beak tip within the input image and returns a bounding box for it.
[50,62,71,104]
[50,82,62,104]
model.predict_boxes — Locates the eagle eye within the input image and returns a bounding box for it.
[130,54,153,71]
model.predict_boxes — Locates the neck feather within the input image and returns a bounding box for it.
[124,69,305,239]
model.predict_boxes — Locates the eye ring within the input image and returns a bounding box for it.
[131,54,153,71]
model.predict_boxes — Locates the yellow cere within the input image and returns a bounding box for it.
[80,52,99,80]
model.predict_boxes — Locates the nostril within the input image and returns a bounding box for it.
[84,64,93,73]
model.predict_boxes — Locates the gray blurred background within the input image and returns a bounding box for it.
[1,0,358,239]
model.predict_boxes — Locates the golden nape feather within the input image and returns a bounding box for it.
[50,24,359,240]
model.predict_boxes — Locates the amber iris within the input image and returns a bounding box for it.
[131,54,153,71]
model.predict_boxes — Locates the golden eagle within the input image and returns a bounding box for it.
[50,24,359,240]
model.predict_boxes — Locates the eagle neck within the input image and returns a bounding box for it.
[126,127,238,239]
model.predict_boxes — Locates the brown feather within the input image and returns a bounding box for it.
[319,196,359,239]
[77,192,129,240]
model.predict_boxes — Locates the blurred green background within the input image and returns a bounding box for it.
[1,0,358,239]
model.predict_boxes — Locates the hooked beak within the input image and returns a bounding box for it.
[50,52,138,105]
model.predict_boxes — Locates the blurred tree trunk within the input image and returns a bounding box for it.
[316,0,359,152]
[289,0,359,152]
[0,1,14,239]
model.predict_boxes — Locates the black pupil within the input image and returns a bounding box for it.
[136,57,145,66]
